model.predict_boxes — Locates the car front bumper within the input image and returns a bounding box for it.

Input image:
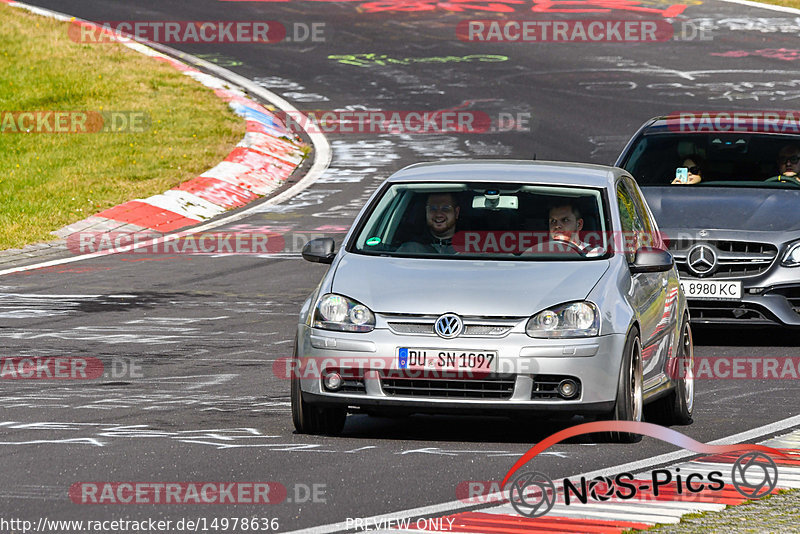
[685,282,800,326]
[294,324,627,416]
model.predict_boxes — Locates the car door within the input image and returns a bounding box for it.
[628,177,681,378]
[616,179,671,381]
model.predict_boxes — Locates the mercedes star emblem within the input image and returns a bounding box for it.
[686,244,717,277]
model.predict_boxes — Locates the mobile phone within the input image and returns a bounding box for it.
[675,167,688,183]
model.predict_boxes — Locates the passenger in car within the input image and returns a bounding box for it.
[671,154,704,185]
[765,144,800,184]
[397,192,460,254]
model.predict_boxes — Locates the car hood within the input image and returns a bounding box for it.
[331,254,610,316]
[642,186,800,232]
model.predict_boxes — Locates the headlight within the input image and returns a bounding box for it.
[526,301,599,338]
[314,294,375,332]
[782,242,800,267]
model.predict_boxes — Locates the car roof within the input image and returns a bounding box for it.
[385,160,622,189]
[637,115,800,136]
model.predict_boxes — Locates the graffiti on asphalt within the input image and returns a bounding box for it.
[253,76,330,102]
[581,77,800,101]
[309,139,399,219]
[193,53,244,67]
[527,0,688,16]
[546,57,800,102]
[221,0,691,17]
[328,53,508,68]
[691,17,800,34]
[0,422,554,456]
[713,49,800,62]
[250,78,515,224]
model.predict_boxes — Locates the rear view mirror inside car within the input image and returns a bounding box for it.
[472,193,518,210]
[711,136,749,153]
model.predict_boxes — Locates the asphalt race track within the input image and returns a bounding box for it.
[4,0,800,531]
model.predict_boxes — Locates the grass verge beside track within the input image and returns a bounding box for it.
[0,4,245,249]
[748,0,800,9]
[629,489,800,533]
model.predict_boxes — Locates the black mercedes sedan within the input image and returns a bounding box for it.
[616,113,800,326]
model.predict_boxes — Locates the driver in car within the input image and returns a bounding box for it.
[766,144,800,185]
[397,192,460,254]
[548,203,604,257]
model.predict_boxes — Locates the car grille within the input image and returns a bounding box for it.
[688,301,770,323]
[531,375,582,400]
[669,239,777,278]
[384,314,519,337]
[766,286,800,315]
[380,372,515,399]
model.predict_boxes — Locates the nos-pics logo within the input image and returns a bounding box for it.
[502,421,784,518]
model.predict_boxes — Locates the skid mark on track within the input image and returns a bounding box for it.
[0,485,65,501]
[0,421,369,454]
[253,76,330,102]
[0,419,554,458]
[0,293,142,319]
[0,327,223,345]
[0,374,284,413]
[0,293,293,350]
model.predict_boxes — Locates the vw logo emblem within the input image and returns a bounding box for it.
[686,244,717,277]
[434,313,463,339]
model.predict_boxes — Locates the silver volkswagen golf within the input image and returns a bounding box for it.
[291,161,694,441]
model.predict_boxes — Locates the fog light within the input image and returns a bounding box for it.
[558,379,578,399]
[324,372,343,391]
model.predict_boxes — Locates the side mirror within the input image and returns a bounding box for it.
[629,247,673,274]
[302,238,336,264]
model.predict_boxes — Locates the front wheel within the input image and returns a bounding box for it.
[650,319,694,425]
[290,362,346,436]
[292,378,347,436]
[606,327,643,443]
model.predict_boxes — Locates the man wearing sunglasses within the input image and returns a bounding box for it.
[766,144,800,184]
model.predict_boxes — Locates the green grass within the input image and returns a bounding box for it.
[624,489,800,533]
[0,5,245,249]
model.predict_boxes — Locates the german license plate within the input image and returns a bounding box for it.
[397,348,497,372]
[680,279,742,300]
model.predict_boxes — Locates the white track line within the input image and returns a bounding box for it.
[717,0,800,14]
[281,414,800,534]
[0,1,331,278]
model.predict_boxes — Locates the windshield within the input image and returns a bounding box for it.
[620,132,800,188]
[349,182,611,260]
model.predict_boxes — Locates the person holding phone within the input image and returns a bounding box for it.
[671,155,703,185]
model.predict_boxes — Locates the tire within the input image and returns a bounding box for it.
[650,318,694,426]
[291,373,346,435]
[289,340,347,436]
[607,327,643,443]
